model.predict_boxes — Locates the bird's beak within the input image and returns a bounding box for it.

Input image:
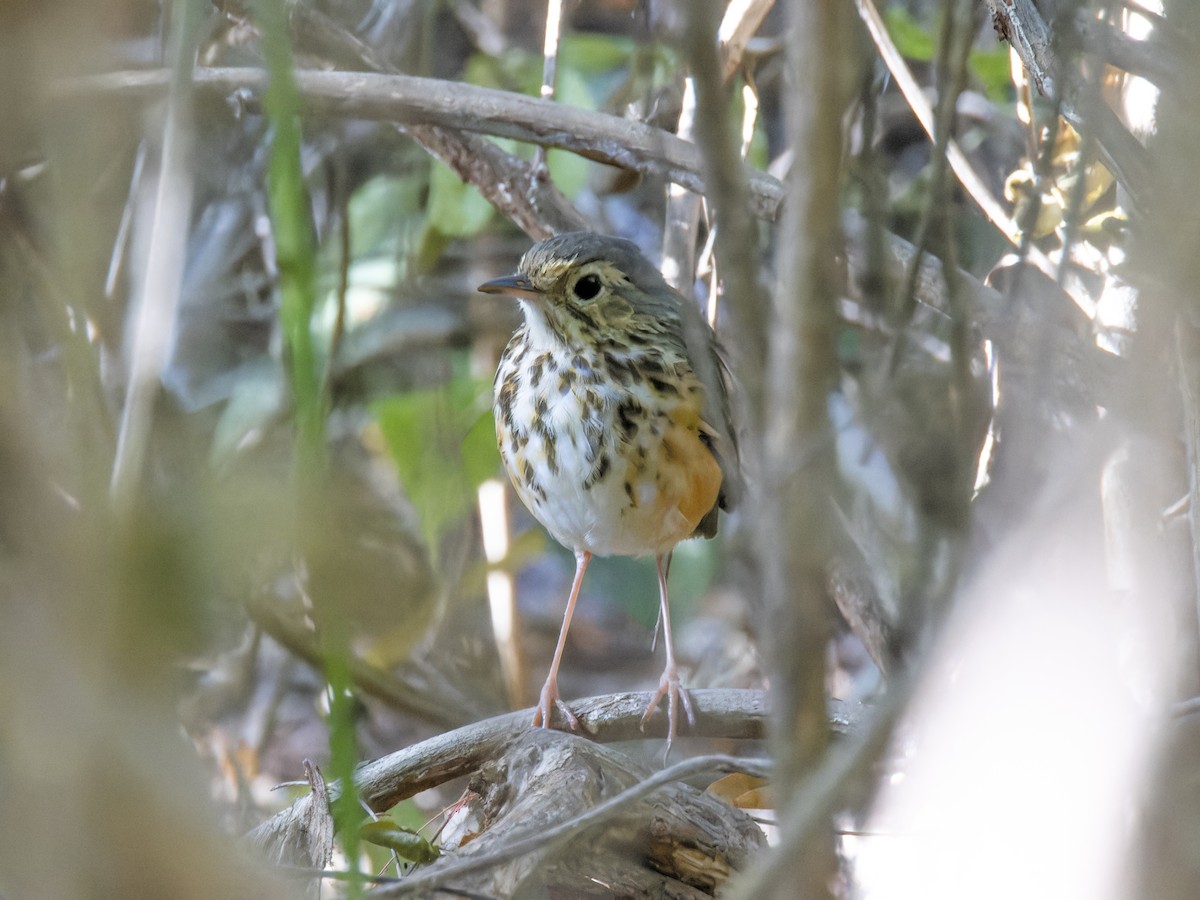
[477,273,542,300]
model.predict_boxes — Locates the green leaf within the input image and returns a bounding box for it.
[463,48,535,92]
[374,390,467,551]
[969,48,1014,102]
[373,370,498,554]
[545,63,594,198]
[885,8,936,62]
[460,47,596,200]
[347,173,425,260]
[462,407,503,490]
[426,157,495,238]
[559,33,634,73]
[210,362,286,464]
[360,819,440,863]
[382,798,429,832]
[311,172,428,334]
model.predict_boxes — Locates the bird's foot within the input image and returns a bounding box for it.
[532,679,580,732]
[640,663,695,756]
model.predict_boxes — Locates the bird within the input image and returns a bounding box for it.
[478,231,739,750]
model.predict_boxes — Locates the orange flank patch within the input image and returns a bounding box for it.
[660,408,722,535]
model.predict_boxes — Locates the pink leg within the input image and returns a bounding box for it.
[533,549,591,731]
[649,553,672,652]
[640,553,695,752]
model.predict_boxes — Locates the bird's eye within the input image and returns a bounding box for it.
[572,274,602,301]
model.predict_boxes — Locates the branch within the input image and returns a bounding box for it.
[61,67,1122,395]
[728,671,917,898]
[370,748,771,897]
[56,67,786,221]
[986,0,1058,96]
[683,0,772,438]
[984,0,1150,205]
[245,594,487,731]
[405,125,586,239]
[719,0,777,81]
[248,689,779,858]
[754,0,855,887]
[854,0,1027,250]
[1175,320,1200,654]
[1073,11,1179,88]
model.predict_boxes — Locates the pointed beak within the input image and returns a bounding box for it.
[477,273,542,300]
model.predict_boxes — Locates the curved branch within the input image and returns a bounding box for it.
[248,689,779,865]
[371,749,771,897]
[56,67,786,221]
[245,594,488,731]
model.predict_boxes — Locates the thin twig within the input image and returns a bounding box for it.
[1174,695,1200,718]
[886,0,988,384]
[854,0,1025,249]
[728,673,917,898]
[539,0,563,101]
[532,0,564,173]
[319,163,350,405]
[109,9,199,502]
[245,594,485,730]
[446,0,504,56]
[682,0,770,438]
[660,78,702,292]
[661,0,774,290]
[104,142,145,300]
[719,0,776,81]
[1175,320,1200,656]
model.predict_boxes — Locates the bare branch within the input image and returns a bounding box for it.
[249,689,773,850]
[1175,292,1200,669]
[985,0,1058,96]
[718,0,776,81]
[406,125,586,239]
[58,67,786,220]
[1073,11,1178,88]
[984,0,1150,204]
[750,0,858,890]
[245,594,486,731]
[370,745,770,897]
[662,0,772,292]
[681,0,771,435]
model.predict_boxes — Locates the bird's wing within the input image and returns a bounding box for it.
[676,296,742,532]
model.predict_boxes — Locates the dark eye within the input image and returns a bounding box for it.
[572,274,602,301]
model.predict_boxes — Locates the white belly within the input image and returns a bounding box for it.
[495,348,707,558]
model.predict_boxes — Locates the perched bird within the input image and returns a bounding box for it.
[479,231,739,748]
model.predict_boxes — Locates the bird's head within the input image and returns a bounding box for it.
[478,231,682,351]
